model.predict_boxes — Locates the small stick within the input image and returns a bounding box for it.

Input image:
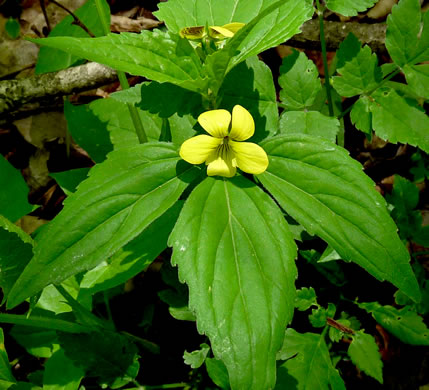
[327,317,355,334]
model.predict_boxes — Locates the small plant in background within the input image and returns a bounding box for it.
[0,0,428,389]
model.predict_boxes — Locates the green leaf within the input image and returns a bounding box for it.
[79,203,181,295]
[386,176,423,241]
[5,17,20,39]
[43,349,84,390]
[326,0,378,16]
[35,0,110,74]
[7,144,199,308]
[403,64,429,99]
[58,331,139,388]
[0,155,32,222]
[184,343,210,369]
[279,111,339,142]
[335,33,362,69]
[385,0,428,67]
[329,319,351,343]
[279,51,321,110]
[348,331,383,383]
[90,97,162,150]
[350,96,372,134]
[369,88,429,153]
[359,302,429,346]
[137,82,203,118]
[220,57,278,142]
[64,101,113,163]
[50,168,90,194]
[276,329,345,390]
[199,0,314,92]
[205,358,230,389]
[295,287,317,311]
[0,328,15,385]
[259,134,420,302]
[225,0,314,72]
[31,30,206,93]
[309,307,328,328]
[332,45,382,97]
[0,217,33,303]
[0,313,89,334]
[169,176,297,389]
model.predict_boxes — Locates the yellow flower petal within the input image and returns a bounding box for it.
[209,26,235,38]
[180,135,222,164]
[198,109,231,138]
[206,144,236,177]
[229,105,255,141]
[229,141,268,175]
[221,22,245,34]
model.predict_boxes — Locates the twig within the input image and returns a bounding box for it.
[327,317,355,334]
[287,19,388,55]
[39,0,51,34]
[49,0,96,37]
[0,62,117,120]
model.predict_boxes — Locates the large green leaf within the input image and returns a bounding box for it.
[35,0,110,74]
[169,176,297,389]
[275,328,345,389]
[58,331,139,388]
[43,349,84,390]
[31,30,206,93]
[198,0,313,94]
[220,0,314,72]
[359,302,429,346]
[64,100,113,163]
[0,216,33,303]
[369,88,429,153]
[279,51,321,110]
[0,328,15,386]
[259,134,420,302]
[7,144,199,308]
[0,155,32,222]
[79,203,181,296]
[385,0,428,67]
[279,111,339,142]
[220,56,278,142]
[326,0,377,17]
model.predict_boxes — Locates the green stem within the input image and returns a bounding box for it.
[0,313,89,333]
[93,0,148,144]
[103,291,113,323]
[316,0,334,118]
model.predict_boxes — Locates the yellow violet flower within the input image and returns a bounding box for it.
[180,105,269,178]
[180,22,245,40]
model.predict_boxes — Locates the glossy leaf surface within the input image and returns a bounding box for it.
[326,0,377,16]
[279,51,321,110]
[276,329,345,389]
[359,302,429,345]
[32,30,206,93]
[259,134,420,302]
[169,176,297,389]
[7,144,199,308]
[348,331,383,383]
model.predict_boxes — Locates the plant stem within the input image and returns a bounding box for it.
[327,317,355,334]
[50,0,96,37]
[316,0,334,118]
[103,291,113,323]
[93,0,148,144]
